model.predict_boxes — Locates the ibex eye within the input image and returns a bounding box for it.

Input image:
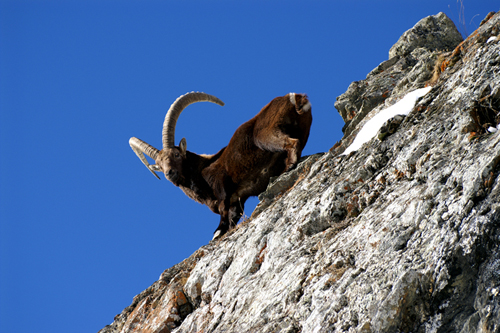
[175,152,180,158]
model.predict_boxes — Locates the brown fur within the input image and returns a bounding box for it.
[157,93,312,238]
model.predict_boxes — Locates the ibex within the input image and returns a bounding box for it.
[130,92,312,239]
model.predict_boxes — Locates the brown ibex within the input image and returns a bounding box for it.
[130,92,312,239]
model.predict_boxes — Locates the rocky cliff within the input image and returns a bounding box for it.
[100,12,500,333]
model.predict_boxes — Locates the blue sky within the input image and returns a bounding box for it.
[1,1,496,332]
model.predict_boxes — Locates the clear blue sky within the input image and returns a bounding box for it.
[1,1,496,332]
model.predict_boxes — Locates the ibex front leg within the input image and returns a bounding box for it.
[283,137,301,171]
[212,199,243,240]
[213,210,230,240]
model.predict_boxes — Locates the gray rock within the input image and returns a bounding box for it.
[99,11,500,333]
[377,114,406,141]
[388,12,463,59]
[335,12,463,143]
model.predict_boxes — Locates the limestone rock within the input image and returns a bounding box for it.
[389,12,463,59]
[335,12,463,142]
[99,11,500,333]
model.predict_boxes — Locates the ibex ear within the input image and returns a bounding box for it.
[179,138,187,156]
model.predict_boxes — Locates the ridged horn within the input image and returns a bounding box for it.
[129,137,161,180]
[162,92,224,148]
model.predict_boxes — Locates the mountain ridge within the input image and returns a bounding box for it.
[100,10,500,333]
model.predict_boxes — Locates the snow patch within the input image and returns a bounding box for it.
[487,36,498,43]
[342,87,432,155]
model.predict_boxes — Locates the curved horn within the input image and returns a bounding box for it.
[129,137,161,180]
[162,92,224,148]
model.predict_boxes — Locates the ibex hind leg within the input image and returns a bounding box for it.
[283,138,301,171]
[256,132,301,171]
[228,201,244,228]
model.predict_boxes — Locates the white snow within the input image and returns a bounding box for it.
[342,87,432,155]
[487,36,498,43]
[488,126,498,133]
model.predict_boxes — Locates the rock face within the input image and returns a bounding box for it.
[334,12,463,141]
[388,12,464,59]
[100,12,500,333]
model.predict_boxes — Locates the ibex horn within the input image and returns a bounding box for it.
[129,137,161,180]
[162,92,224,148]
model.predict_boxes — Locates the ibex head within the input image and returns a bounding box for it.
[129,92,224,183]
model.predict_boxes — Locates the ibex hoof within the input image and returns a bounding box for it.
[212,230,223,240]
